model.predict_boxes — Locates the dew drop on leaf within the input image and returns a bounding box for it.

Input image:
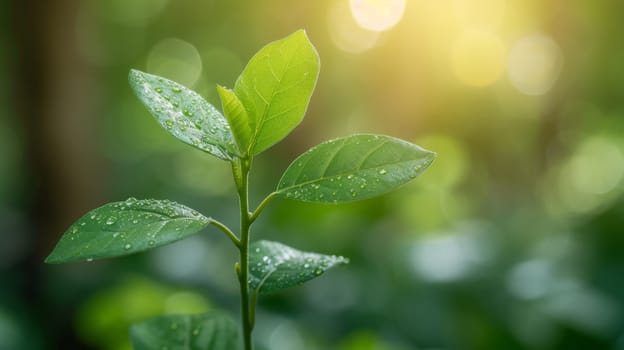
[379,169,387,175]
[124,244,132,250]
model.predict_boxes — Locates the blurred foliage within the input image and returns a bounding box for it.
[2,0,624,349]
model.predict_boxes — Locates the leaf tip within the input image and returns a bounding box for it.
[44,251,61,264]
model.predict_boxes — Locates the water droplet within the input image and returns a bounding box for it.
[105,217,117,225]
[347,174,354,179]
[86,258,93,262]
[89,214,96,220]
[172,87,182,93]
[124,244,132,250]
[132,219,139,224]
[113,232,120,238]
[70,227,78,234]
[360,184,367,189]
[126,197,137,203]
[155,87,163,93]
[304,263,310,268]
[314,269,323,275]
[255,248,261,253]
[351,192,357,197]
[378,169,387,175]
[192,328,200,336]
[148,240,155,246]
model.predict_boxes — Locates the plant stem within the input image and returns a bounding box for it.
[233,159,254,350]
[210,219,240,247]
[249,191,278,223]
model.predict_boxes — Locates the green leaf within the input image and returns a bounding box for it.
[45,198,211,264]
[234,30,320,155]
[277,134,436,203]
[129,69,238,160]
[217,85,252,155]
[130,311,238,350]
[249,240,348,294]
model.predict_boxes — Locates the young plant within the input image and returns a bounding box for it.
[45,30,436,349]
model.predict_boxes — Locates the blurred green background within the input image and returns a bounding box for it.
[2,0,624,349]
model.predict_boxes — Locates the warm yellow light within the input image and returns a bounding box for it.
[508,34,563,95]
[451,30,505,87]
[329,0,379,53]
[350,0,407,32]
[453,0,507,29]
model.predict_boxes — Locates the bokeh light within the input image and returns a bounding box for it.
[451,30,506,87]
[146,38,202,88]
[329,0,380,53]
[553,135,624,214]
[508,34,563,95]
[453,0,507,29]
[349,0,407,32]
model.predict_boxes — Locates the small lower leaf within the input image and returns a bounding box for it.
[130,311,238,350]
[45,198,211,264]
[249,240,349,294]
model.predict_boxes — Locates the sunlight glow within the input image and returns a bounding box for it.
[508,34,563,95]
[451,30,505,87]
[329,0,380,53]
[453,0,507,29]
[350,0,407,32]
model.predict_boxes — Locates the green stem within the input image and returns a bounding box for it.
[233,159,254,350]
[249,191,278,223]
[209,219,240,247]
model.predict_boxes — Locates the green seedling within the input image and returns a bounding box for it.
[46,30,435,350]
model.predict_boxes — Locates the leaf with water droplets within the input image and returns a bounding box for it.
[249,240,348,294]
[129,69,238,160]
[277,134,436,203]
[45,198,211,264]
[130,311,238,350]
[234,30,320,155]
